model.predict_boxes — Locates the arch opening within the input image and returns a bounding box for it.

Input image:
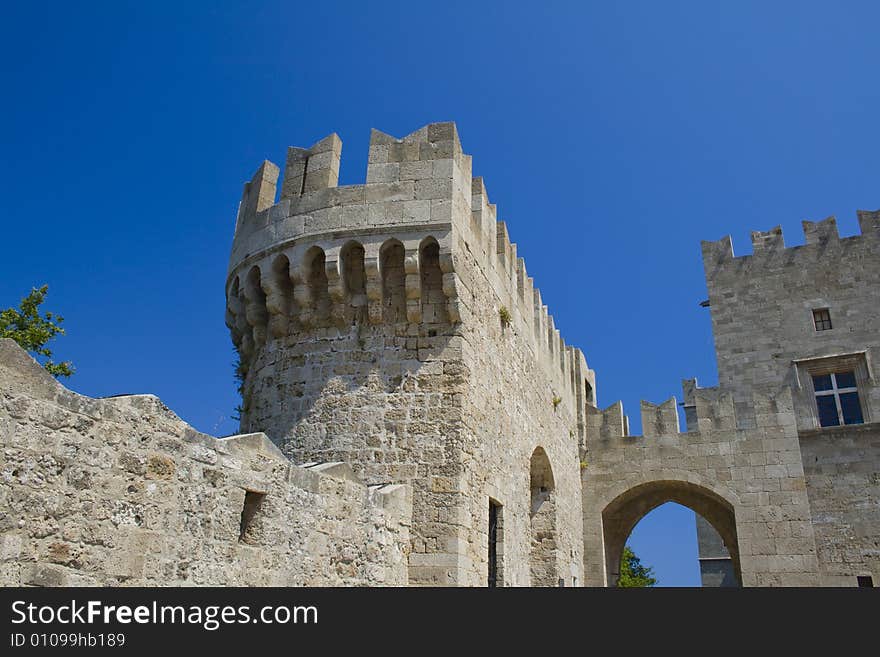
[601,480,741,587]
[341,241,367,324]
[268,254,295,337]
[529,447,559,586]
[380,239,406,324]
[228,276,255,365]
[419,238,447,324]
[226,277,243,347]
[244,266,268,346]
[304,246,330,324]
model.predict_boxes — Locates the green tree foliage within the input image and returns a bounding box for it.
[618,545,657,587]
[231,351,246,423]
[0,285,74,378]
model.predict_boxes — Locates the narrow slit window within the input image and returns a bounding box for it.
[812,371,864,427]
[812,308,832,331]
[239,490,266,543]
[488,499,503,587]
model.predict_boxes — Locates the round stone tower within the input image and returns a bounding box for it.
[226,124,466,480]
[225,122,594,586]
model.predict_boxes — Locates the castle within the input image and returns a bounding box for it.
[1,122,877,587]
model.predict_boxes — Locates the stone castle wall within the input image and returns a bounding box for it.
[701,212,880,431]
[448,185,588,586]
[0,339,410,586]
[696,211,880,586]
[223,123,594,586]
[582,384,821,587]
[2,118,876,588]
[799,423,880,585]
[225,125,479,584]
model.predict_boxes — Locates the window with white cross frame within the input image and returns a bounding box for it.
[811,371,864,427]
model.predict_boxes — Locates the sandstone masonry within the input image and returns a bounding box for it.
[225,123,591,585]
[1,122,877,587]
[694,214,880,586]
[0,340,410,586]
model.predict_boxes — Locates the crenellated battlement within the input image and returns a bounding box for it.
[229,123,468,270]
[226,123,593,411]
[581,377,824,588]
[281,133,343,199]
[585,382,795,447]
[586,401,629,441]
[701,210,880,278]
[640,398,680,436]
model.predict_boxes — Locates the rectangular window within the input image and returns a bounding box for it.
[812,371,864,427]
[812,308,832,331]
[488,499,503,587]
[239,490,266,544]
[857,576,874,588]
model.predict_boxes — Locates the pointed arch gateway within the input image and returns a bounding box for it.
[601,480,742,587]
[529,447,559,586]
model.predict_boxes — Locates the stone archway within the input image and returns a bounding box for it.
[601,480,741,587]
[529,447,559,586]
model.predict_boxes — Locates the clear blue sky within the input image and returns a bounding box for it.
[2,1,878,586]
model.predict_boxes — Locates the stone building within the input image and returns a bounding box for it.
[0,122,877,587]
[694,215,880,586]
[224,123,591,586]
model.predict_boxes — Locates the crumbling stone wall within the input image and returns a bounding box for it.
[0,339,410,586]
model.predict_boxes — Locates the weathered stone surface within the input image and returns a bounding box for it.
[694,213,880,587]
[702,218,880,432]
[4,121,878,588]
[582,386,822,587]
[0,339,410,586]
[225,123,594,586]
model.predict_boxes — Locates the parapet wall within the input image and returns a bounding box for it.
[700,210,880,275]
[585,380,798,441]
[0,339,410,586]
